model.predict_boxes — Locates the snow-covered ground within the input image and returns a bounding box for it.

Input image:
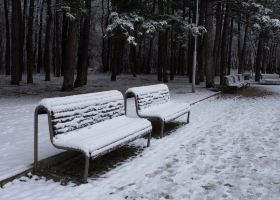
[0,74,217,181]
[0,76,279,199]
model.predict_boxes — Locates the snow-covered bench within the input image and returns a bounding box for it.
[260,74,280,85]
[224,75,249,89]
[34,91,152,182]
[125,84,191,138]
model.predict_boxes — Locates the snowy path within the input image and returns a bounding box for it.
[1,85,280,199]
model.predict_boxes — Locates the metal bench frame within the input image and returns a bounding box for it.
[34,96,152,183]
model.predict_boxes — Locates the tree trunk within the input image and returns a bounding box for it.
[205,0,215,88]
[44,0,52,81]
[37,0,45,74]
[54,0,62,77]
[4,0,11,75]
[62,19,78,91]
[239,16,249,74]
[220,4,229,86]
[130,44,137,77]
[146,38,154,74]
[197,0,207,84]
[11,0,22,85]
[26,0,35,83]
[227,16,234,75]
[255,33,264,82]
[213,2,222,76]
[75,0,92,87]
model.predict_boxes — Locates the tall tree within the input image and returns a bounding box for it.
[44,0,52,81]
[26,0,35,83]
[220,4,230,86]
[11,0,22,85]
[4,0,10,75]
[74,0,92,87]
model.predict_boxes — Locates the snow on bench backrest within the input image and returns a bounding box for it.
[126,84,170,110]
[224,76,234,86]
[39,90,125,136]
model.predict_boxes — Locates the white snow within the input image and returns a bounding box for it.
[139,102,190,122]
[0,84,279,199]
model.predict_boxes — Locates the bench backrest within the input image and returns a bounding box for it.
[39,90,125,136]
[237,74,244,82]
[126,84,170,111]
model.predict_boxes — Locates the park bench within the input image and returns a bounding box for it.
[34,90,152,182]
[260,73,280,85]
[224,74,249,89]
[125,84,191,138]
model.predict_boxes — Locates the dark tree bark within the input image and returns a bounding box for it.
[157,0,168,83]
[129,44,137,77]
[37,0,45,74]
[61,14,69,76]
[255,32,265,82]
[11,0,22,85]
[44,0,52,81]
[54,0,62,77]
[110,38,122,81]
[220,4,230,86]
[62,20,78,91]
[4,0,11,75]
[146,38,154,74]
[75,0,92,88]
[205,0,215,88]
[239,16,249,74]
[197,0,207,84]
[227,16,234,75]
[213,2,222,76]
[26,0,35,83]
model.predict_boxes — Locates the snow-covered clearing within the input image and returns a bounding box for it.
[0,79,279,199]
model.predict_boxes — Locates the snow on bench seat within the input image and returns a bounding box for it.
[54,116,151,157]
[34,90,152,182]
[125,84,190,137]
[139,102,190,122]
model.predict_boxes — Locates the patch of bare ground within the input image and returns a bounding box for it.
[238,86,275,98]
[220,86,276,99]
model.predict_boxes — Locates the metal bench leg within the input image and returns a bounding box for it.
[83,155,90,183]
[187,112,190,124]
[34,108,39,173]
[160,120,164,138]
[147,131,151,147]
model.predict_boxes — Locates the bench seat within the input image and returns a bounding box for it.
[139,102,190,122]
[260,74,280,85]
[54,116,151,157]
[259,79,280,85]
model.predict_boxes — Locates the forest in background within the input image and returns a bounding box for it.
[0,0,280,91]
